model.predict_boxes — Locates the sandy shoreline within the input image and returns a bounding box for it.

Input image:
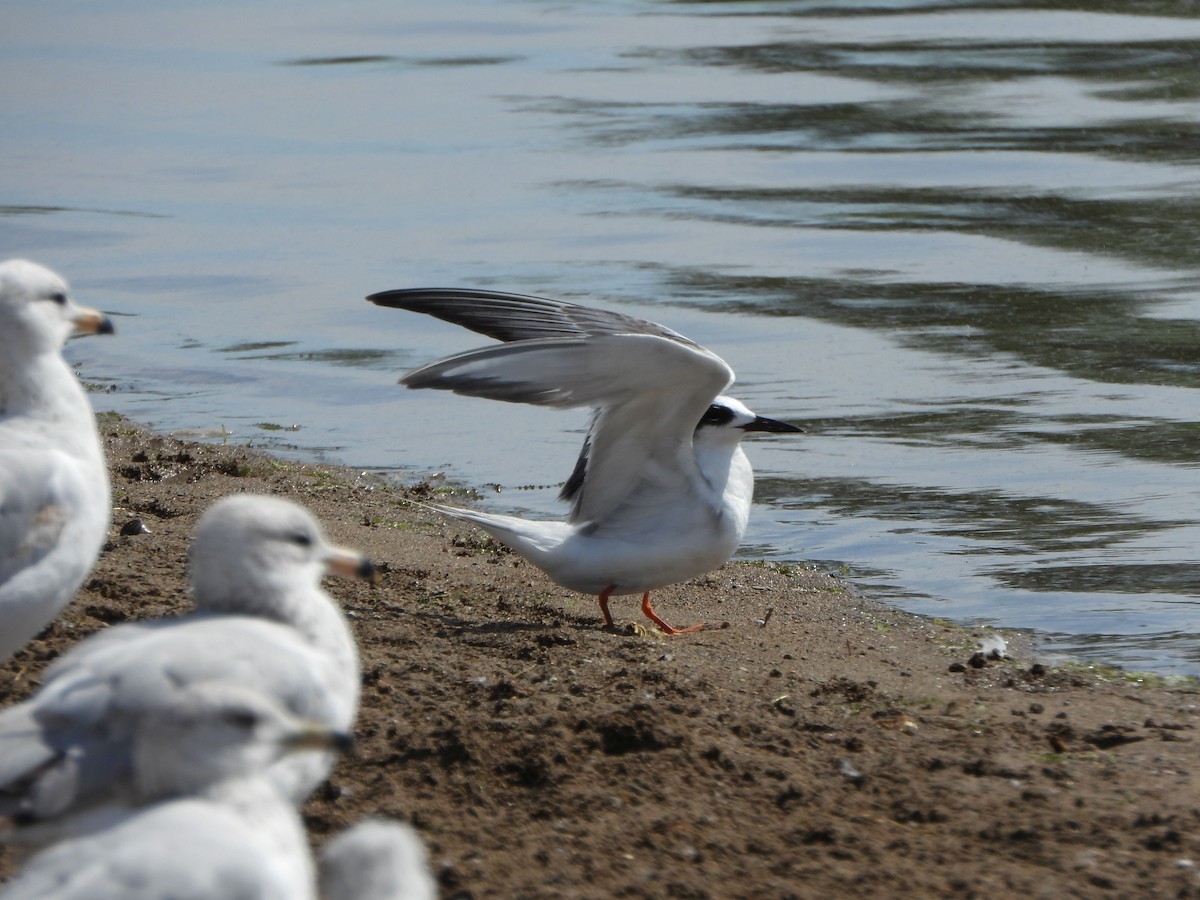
[1,415,1197,897]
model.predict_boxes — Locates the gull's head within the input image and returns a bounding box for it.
[0,259,114,356]
[133,682,353,799]
[694,395,803,447]
[188,494,374,617]
[320,818,436,900]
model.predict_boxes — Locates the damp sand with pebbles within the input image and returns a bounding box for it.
[1,416,1196,898]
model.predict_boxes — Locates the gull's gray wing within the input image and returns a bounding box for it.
[0,450,102,663]
[0,451,73,586]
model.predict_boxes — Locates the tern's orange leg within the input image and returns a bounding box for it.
[640,592,705,635]
[597,586,617,627]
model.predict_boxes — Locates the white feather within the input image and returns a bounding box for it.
[370,289,801,633]
[0,259,113,663]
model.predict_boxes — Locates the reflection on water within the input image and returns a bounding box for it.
[668,272,1200,389]
[4,0,1200,673]
[221,345,412,369]
[279,54,520,68]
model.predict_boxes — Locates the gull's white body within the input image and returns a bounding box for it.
[0,260,113,663]
[0,496,367,833]
[367,289,800,631]
[1,685,341,900]
[1,786,314,900]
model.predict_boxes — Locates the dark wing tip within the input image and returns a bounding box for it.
[366,287,699,349]
[365,289,415,308]
[367,287,538,307]
[558,431,592,506]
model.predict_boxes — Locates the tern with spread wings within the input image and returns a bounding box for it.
[367,289,802,634]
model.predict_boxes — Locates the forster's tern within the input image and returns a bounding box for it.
[0,495,370,832]
[367,288,802,634]
[0,260,114,664]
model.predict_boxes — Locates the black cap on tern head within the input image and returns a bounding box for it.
[696,399,803,434]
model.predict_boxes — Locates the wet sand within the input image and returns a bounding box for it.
[1,415,1197,898]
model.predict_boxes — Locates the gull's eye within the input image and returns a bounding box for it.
[290,531,314,547]
[224,709,259,730]
[46,291,68,307]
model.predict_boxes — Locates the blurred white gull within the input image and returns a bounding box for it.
[367,288,802,634]
[0,259,114,663]
[320,818,438,900]
[0,682,351,900]
[0,495,370,833]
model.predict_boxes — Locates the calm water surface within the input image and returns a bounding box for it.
[4,1,1200,673]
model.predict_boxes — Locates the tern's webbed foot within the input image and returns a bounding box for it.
[639,592,705,636]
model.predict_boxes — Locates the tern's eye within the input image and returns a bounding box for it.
[698,404,735,428]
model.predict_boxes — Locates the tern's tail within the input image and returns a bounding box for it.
[412,500,572,566]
